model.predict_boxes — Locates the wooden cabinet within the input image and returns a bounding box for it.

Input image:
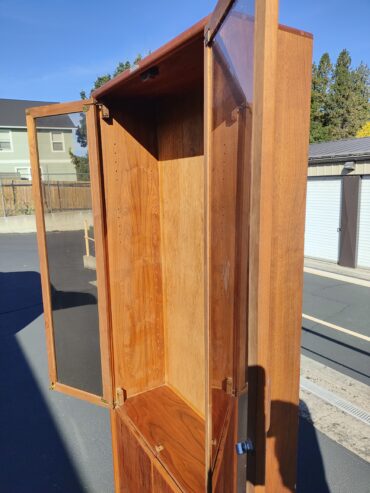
[27,1,312,491]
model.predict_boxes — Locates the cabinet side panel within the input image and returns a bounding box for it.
[100,103,165,396]
[157,90,206,416]
[265,30,312,491]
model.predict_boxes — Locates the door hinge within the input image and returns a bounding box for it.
[204,28,211,46]
[224,376,234,395]
[115,387,127,407]
[100,105,110,120]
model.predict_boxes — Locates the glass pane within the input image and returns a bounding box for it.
[36,111,103,396]
[52,141,64,151]
[210,0,255,465]
[51,131,62,142]
[0,141,11,150]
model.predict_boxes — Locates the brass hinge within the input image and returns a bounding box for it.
[204,28,211,46]
[115,387,127,407]
[100,105,110,120]
[224,376,233,395]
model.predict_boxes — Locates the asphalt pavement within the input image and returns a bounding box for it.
[0,232,113,493]
[302,272,370,385]
[0,232,369,492]
[300,269,370,493]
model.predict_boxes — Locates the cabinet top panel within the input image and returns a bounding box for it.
[92,16,209,102]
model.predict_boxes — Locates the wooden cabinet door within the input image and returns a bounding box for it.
[205,0,256,490]
[26,100,113,407]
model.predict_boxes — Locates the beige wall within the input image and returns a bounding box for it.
[0,127,77,181]
[308,161,370,177]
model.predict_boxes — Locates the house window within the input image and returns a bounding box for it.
[51,131,65,152]
[0,129,13,151]
[16,167,32,180]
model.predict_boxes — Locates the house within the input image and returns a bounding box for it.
[0,98,77,181]
[304,136,370,269]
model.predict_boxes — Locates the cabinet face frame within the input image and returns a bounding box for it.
[26,100,114,407]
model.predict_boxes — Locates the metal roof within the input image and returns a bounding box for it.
[309,137,370,164]
[0,99,75,129]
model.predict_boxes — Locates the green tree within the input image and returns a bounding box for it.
[114,60,131,76]
[133,54,142,65]
[310,53,332,143]
[351,63,370,134]
[75,55,145,153]
[92,74,112,91]
[81,55,143,99]
[327,50,369,140]
[76,104,87,148]
[327,49,354,139]
[69,150,90,181]
[71,54,146,179]
[310,50,370,142]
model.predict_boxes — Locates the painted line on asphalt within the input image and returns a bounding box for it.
[304,267,370,288]
[302,313,370,342]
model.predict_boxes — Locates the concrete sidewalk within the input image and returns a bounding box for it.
[304,257,370,282]
[300,355,370,462]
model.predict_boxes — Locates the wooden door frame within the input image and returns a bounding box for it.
[26,99,114,407]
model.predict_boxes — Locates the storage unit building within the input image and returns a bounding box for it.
[305,137,370,268]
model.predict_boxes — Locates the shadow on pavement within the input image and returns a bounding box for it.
[297,401,330,493]
[1,269,331,492]
[247,365,329,492]
[0,270,85,492]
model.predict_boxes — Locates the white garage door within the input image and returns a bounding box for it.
[304,178,342,262]
[357,177,370,268]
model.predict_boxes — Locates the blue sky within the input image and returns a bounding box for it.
[1,0,369,102]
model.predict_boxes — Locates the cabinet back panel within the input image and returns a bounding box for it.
[100,103,165,396]
[157,90,206,416]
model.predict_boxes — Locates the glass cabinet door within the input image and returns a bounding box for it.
[26,101,112,406]
[206,0,255,490]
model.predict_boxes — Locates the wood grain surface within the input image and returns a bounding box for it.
[27,113,57,385]
[263,27,313,492]
[87,104,114,405]
[118,414,153,492]
[247,0,279,490]
[152,461,182,493]
[157,89,206,416]
[121,385,205,492]
[100,102,165,397]
[212,398,236,493]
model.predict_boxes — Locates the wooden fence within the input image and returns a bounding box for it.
[0,179,92,217]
